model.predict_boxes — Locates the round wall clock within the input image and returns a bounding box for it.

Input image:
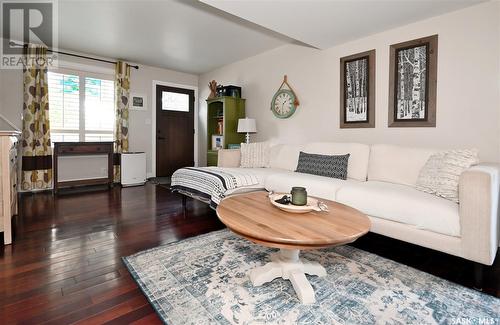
[270,75,300,119]
[271,89,296,119]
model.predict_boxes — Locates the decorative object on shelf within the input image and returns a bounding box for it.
[291,186,307,206]
[227,143,241,149]
[211,135,224,150]
[216,119,223,135]
[340,50,375,128]
[237,118,257,144]
[215,85,242,98]
[216,85,224,97]
[208,80,218,99]
[389,35,438,127]
[130,93,146,111]
[224,86,241,98]
[212,107,223,119]
[271,75,300,119]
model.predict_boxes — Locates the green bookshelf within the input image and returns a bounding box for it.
[206,96,245,166]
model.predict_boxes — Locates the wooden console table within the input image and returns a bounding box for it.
[53,142,114,193]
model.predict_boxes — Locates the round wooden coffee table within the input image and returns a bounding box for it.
[216,191,370,304]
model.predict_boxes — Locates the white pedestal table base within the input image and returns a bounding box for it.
[248,249,327,304]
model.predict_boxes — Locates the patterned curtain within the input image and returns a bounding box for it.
[21,45,52,191]
[113,61,130,182]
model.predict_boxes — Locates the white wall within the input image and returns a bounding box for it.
[126,64,198,176]
[198,1,500,165]
[0,68,22,130]
[0,51,198,177]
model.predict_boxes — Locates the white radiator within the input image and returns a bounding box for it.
[121,152,146,187]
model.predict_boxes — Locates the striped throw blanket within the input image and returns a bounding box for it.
[171,167,259,208]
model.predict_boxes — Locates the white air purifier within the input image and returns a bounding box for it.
[121,152,146,187]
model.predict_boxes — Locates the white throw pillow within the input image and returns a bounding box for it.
[416,149,479,203]
[240,142,270,168]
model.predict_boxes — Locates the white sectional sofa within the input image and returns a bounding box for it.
[216,143,500,266]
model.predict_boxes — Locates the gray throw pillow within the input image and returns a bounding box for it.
[295,152,350,180]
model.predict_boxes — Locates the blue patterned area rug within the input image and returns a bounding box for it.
[123,230,499,325]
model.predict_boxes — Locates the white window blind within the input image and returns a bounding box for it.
[48,73,80,141]
[84,77,115,141]
[47,71,115,144]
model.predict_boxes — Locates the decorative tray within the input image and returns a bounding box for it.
[269,193,327,214]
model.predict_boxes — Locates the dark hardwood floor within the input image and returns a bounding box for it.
[1,184,498,324]
[0,184,224,324]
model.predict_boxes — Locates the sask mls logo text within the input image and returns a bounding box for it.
[1,0,58,69]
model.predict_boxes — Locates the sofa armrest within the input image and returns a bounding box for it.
[217,149,241,168]
[459,164,500,265]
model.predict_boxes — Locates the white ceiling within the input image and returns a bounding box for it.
[23,0,486,74]
[200,0,486,49]
[54,0,290,74]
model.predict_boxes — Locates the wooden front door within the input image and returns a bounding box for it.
[156,85,195,177]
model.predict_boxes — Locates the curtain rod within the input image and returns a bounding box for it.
[9,41,139,69]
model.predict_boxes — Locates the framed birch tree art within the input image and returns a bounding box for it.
[389,35,438,127]
[340,50,375,128]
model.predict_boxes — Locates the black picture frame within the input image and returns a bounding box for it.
[389,35,438,127]
[340,50,375,128]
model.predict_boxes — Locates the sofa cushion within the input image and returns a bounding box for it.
[269,144,304,171]
[335,181,460,237]
[368,144,436,187]
[303,142,370,181]
[217,149,241,168]
[264,171,356,201]
[222,167,289,195]
[295,152,350,180]
[416,149,479,203]
[240,141,270,168]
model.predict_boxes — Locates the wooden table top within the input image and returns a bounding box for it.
[216,191,371,250]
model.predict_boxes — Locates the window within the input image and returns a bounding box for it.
[48,73,79,142]
[84,78,114,141]
[162,91,189,112]
[48,71,115,144]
